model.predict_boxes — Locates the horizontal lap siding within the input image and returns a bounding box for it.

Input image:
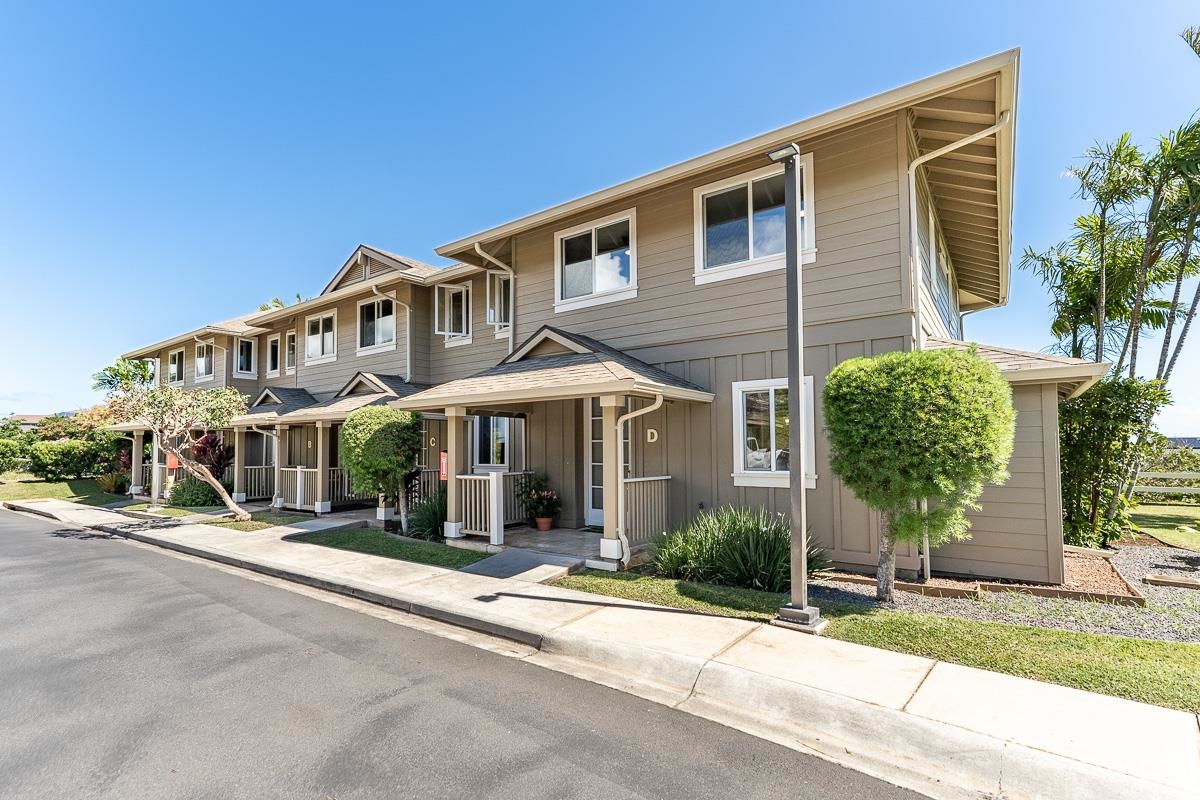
[426,274,510,384]
[932,384,1064,583]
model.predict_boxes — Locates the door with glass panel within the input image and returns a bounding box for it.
[583,398,630,527]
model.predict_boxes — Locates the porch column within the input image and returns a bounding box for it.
[443,406,467,538]
[150,436,162,501]
[273,424,289,509]
[232,427,247,502]
[314,420,331,514]
[130,430,145,496]
[600,394,625,561]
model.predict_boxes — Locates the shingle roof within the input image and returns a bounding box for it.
[924,338,1109,399]
[122,311,270,360]
[396,326,713,409]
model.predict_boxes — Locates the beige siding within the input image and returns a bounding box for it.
[932,383,1064,583]
[425,273,510,384]
[910,127,961,340]
[525,399,583,527]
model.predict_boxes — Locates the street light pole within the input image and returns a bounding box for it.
[767,142,826,635]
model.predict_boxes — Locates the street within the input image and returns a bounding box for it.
[0,508,922,799]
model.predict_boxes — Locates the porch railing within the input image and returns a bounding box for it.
[502,470,532,524]
[328,467,373,506]
[140,463,153,492]
[244,465,274,500]
[409,467,442,507]
[279,467,320,511]
[623,476,671,546]
[155,465,169,499]
[456,471,534,545]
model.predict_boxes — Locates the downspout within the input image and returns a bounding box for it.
[372,285,412,382]
[474,242,516,354]
[907,109,1011,582]
[614,393,664,567]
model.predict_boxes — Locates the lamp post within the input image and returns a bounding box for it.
[766,142,826,635]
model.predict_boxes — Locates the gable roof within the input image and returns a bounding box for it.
[122,312,268,360]
[924,338,1108,399]
[335,372,428,398]
[395,326,713,410]
[321,244,443,296]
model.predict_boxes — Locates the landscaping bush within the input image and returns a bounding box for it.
[168,476,231,508]
[0,438,24,474]
[95,472,130,494]
[408,488,448,541]
[27,440,101,480]
[654,506,829,593]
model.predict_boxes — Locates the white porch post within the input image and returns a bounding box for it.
[130,431,145,496]
[314,421,331,514]
[150,436,162,501]
[443,406,467,538]
[600,394,625,561]
[487,470,504,546]
[232,427,247,502]
[273,424,289,508]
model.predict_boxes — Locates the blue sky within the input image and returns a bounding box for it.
[1,1,1197,432]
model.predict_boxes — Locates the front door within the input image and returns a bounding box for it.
[584,398,605,526]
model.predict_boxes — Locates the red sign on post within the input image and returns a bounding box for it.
[439,450,448,481]
[166,452,179,470]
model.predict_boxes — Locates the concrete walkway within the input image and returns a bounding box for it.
[7,498,1198,800]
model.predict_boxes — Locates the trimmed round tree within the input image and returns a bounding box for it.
[340,406,423,533]
[823,347,1016,601]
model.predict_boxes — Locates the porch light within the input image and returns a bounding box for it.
[768,142,826,635]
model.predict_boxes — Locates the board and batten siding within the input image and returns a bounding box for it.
[931,383,1065,583]
[501,114,906,357]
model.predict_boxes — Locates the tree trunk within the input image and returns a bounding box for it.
[1165,278,1200,382]
[876,512,897,603]
[171,449,252,522]
[1096,212,1107,363]
[1156,211,1196,379]
[397,490,409,534]
[1127,192,1165,378]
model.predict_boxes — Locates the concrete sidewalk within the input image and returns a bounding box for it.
[7,498,1198,800]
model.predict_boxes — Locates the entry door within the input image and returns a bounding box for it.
[583,398,630,527]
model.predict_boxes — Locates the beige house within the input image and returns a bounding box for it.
[115,49,1104,582]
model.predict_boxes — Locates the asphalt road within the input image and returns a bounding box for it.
[0,508,923,799]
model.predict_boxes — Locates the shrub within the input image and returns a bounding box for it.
[654,506,829,593]
[0,438,24,474]
[340,406,423,532]
[96,472,130,494]
[28,440,100,480]
[522,472,562,519]
[168,476,231,508]
[823,347,1016,600]
[408,488,448,541]
[191,432,234,477]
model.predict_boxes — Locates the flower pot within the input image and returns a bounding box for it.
[534,517,553,532]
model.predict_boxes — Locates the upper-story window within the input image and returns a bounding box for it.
[357,297,395,354]
[235,338,256,376]
[486,272,512,332]
[694,157,815,285]
[194,342,215,382]
[434,282,471,346]
[553,210,637,312]
[167,348,184,386]
[266,334,281,378]
[285,330,297,374]
[305,311,337,365]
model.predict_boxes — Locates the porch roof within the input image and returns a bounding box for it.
[230,375,428,427]
[394,326,714,409]
[925,338,1108,399]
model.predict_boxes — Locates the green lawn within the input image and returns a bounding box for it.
[205,511,308,532]
[1129,504,1200,551]
[0,477,124,507]
[552,570,1200,713]
[291,528,491,569]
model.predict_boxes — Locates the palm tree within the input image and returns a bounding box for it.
[1182,26,1200,59]
[92,358,155,394]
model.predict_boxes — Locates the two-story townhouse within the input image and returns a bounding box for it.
[114,49,1106,583]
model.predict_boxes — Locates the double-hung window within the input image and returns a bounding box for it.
[167,348,184,386]
[305,312,337,364]
[265,334,281,377]
[357,297,395,354]
[284,330,297,374]
[486,272,512,333]
[194,342,215,382]
[475,416,509,469]
[694,157,815,284]
[235,338,256,376]
[731,377,816,489]
[434,282,471,345]
[554,210,637,312]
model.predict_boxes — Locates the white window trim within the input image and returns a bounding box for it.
[693,157,816,286]
[167,348,185,387]
[731,376,816,489]
[304,310,338,366]
[284,330,296,375]
[485,271,513,336]
[234,337,257,377]
[434,281,472,346]
[472,416,511,472]
[553,208,638,313]
[194,340,215,383]
[356,295,397,356]
[265,334,281,378]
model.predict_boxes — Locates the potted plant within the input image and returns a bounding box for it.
[524,472,562,532]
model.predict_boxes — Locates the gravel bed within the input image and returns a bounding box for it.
[812,545,1200,643]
